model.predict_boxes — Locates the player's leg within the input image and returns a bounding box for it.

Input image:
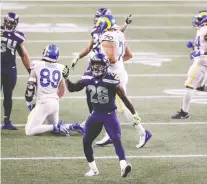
[1,68,17,130]
[171,62,204,119]
[103,112,131,178]
[83,114,103,176]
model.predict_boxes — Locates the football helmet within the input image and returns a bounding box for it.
[90,53,109,77]
[42,44,59,62]
[4,12,19,31]
[192,10,207,27]
[94,8,111,24]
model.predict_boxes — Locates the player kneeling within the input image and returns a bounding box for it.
[62,53,142,177]
[25,44,84,136]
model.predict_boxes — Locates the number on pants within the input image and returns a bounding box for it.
[87,85,109,104]
[40,68,61,88]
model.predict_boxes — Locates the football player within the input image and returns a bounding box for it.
[1,12,30,130]
[62,53,140,177]
[25,44,84,136]
[94,15,152,148]
[171,10,207,119]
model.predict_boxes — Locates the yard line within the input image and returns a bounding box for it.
[17,74,187,78]
[0,14,193,18]
[1,155,207,161]
[14,122,207,127]
[26,39,188,43]
[1,96,207,100]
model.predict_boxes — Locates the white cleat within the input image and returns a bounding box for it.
[95,134,112,146]
[121,163,132,178]
[136,130,152,148]
[84,169,99,177]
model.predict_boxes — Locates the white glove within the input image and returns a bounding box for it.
[132,112,141,126]
[71,55,80,69]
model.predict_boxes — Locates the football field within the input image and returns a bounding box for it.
[1,1,207,184]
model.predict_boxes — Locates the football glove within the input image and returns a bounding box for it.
[62,65,70,79]
[26,102,35,111]
[186,41,194,49]
[132,112,141,126]
[71,55,80,69]
[125,14,132,25]
[190,50,200,60]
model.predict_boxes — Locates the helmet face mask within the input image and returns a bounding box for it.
[192,10,207,27]
[4,12,19,31]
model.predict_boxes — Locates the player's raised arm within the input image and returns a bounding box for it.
[17,42,30,73]
[119,14,132,33]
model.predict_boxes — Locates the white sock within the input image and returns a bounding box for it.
[182,88,194,112]
[134,124,146,136]
[89,161,98,170]
[123,108,133,122]
[120,160,127,169]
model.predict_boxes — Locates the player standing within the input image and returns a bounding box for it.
[171,10,207,119]
[1,12,30,130]
[62,53,141,177]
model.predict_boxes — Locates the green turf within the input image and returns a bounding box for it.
[1,1,207,184]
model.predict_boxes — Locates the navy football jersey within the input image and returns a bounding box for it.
[1,25,25,68]
[82,71,120,113]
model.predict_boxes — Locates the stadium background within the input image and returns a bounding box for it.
[1,1,207,184]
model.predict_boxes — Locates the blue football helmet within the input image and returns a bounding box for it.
[90,53,109,77]
[95,14,116,33]
[192,10,207,27]
[42,44,59,62]
[4,12,19,31]
[94,8,111,24]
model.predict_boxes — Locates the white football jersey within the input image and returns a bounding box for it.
[29,60,64,103]
[100,30,126,71]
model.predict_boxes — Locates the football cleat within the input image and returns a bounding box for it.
[171,109,190,119]
[95,134,112,146]
[121,163,132,178]
[136,130,152,148]
[84,169,99,177]
[56,120,70,136]
[68,123,84,135]
[1,121,17,130]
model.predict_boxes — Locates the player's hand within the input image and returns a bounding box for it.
[26,102,35,111]
[190,50,200,60]
[186,41,194,49]
[62,65,70,79]
[71,56,80,69]
[132,112,141,126]
[125,14,132,25]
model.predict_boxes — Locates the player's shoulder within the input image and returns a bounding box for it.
[199,26,207,35]
[102,72,120,85]
[82,70,93,80]
[14,29,26,42]
[101,31,117,42]
[90,26,97,35]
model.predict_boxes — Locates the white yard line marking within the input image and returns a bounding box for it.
[1,155,207,160]
[26,39,188,43]
[14,122,207,128]
[1,96,207,100]
[0,14,193,18]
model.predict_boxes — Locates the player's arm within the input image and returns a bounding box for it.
[57,79,66,98]
[119,14,132,33]
[123,43,132,62]
[116,84,141,125]
[102,40,117,63]
[17,42,31,73]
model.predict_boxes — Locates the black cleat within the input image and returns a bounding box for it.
[171,109,190,119]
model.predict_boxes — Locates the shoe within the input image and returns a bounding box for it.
[95,135,112,146]
[57,120,70,136]
[171,109,190,119]
[1,121,17,130]
[121,163,132,178]
[85,169,99,177]
[68,123,84,135]
[136,130,152,148]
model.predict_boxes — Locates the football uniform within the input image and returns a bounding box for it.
[25,60,64,133]
[185,26,207,89]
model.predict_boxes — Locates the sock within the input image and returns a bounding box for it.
[123,108,133,122]
[89,161,98,170]
[134,124,146,136]
[113,139,126,161]
[120,160,127,169]
[83,141,94,163]
[4,116,10,123]
[182,88,194,112]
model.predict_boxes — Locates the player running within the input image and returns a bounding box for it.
[1,12,30,130]
[94,15,152,148]
[171,10,207,119]
[25,44,84,136]
[62,53,140,177]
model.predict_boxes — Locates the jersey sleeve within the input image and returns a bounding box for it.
[14,30,26,43]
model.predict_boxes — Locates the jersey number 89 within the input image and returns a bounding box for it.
[40,68,61,88]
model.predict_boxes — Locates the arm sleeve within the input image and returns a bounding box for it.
[65,79,85,92]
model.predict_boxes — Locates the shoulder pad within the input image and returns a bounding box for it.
[14,30,26,42]
[103,72,120,85]
[101,31,116,42]
[82,70,93,80]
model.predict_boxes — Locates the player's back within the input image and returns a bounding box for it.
[31,60,64,102]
